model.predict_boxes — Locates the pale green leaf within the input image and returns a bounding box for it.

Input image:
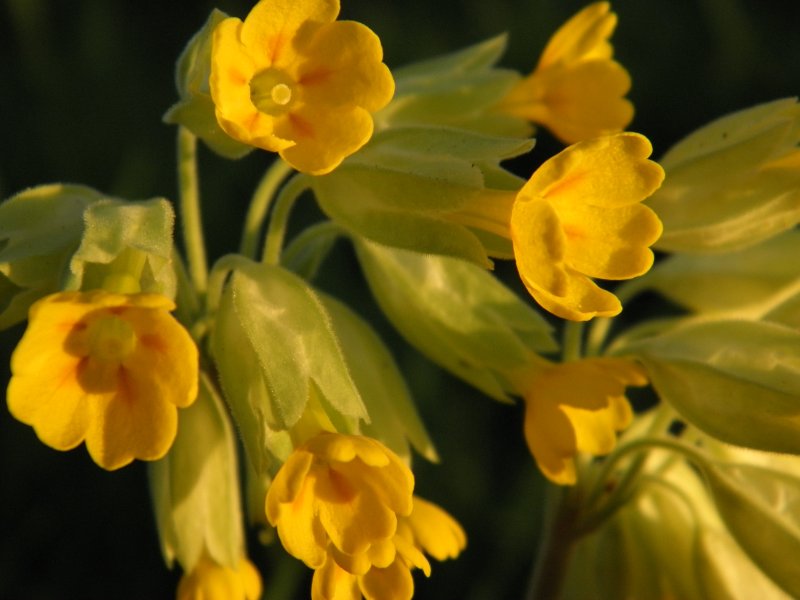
[319,292,438,462]
[230,260,367,428]
[622,319,800,453]
[148,375,243,571]
[702,462,800,598]
[356,240,556,401]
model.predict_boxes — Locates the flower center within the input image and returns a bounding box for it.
[250,68,296,115]
[86,314,137,362]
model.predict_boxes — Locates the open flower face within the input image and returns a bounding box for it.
[511,132,664,321]
[522,357,647,485]
[496,2,633,144]
[7,291,198,470]
[210,0,395,174]
[265,432,415,573]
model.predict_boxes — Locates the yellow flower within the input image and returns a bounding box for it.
[309,496,465,600]
[177,556,262,600]
[496,2,633,144]
[265,432,414,572]
[7,291,198,470]
[210,0,394,174]
[520,357,647,485]
[511,133,663,321]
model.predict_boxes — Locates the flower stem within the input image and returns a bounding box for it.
[240,158,294,259]
[177,127,208,295]
[261,173,311,265]
[526,485,578,600]
[561,321,584,362]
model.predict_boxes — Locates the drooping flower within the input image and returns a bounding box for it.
[518,357,648,485]
[496,2,633,144]
[310,495,466,600]
[265,432,414,572]
[511,132,664,321]
[7,290,198,470]
[209,0,394,174]
[177,556,262,600]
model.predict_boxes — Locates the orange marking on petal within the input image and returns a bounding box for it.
[269,34,285,63]
[139,334,166,353]
[288,113,315,139]
[299,69,332,86]
[562,223,585,240]
[543,172,587,200]
[328,468,357,503]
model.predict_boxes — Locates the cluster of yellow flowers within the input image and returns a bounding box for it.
[4,0,800,599]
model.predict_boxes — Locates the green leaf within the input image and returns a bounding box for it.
[356,240,556,401]
[621,319,800,453]
[148,375,243,571]
[319,292,438,462]
[649,98,800,253]
[644,230,800,314]
[702,462,800,598]
[392,34,509,83]
[0,184,99,328]
[211,281,291,474]
[229,260,367,429]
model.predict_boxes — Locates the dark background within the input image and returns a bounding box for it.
[1,1,798,598]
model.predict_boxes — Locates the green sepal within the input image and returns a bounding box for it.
[163,9,252,159]
[212,275,291,475]
[281,222,344,281]
[619,319,800,453]
[312,126,531,267]
[643,229,800,315]
[69,197,177,297]
[649,98,800,253]
[211,259,367,474]
[700,462,800,598]
[355,239,556,401]
[148,374,244,572]
[319,292,438,462]
[377,35,530,137]
[0,184,100,328]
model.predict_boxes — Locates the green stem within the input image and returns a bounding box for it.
[526,485,578,600]
[177,127,208,295]
[561,321,584,362]
[261,174,311,265]
[240,158,294,259]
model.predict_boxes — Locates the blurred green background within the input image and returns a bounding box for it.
[1,1,798,598]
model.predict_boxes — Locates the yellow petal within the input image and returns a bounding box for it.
[274,473,329,568]
[538,2,616,68]
[276,106,375,174]
[406,497,467,561]
[83,368,178,469]
[312,555,360,600]
[519,264,622,321]
[511,197,569,296]
[558,202,661,279]
[524,390,578,485]
[297,21,394,112]
[317,467,397,555]
[359,560,415,600]
[527,133,664,209]
[240,0,339,66]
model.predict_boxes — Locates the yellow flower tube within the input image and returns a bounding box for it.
[496,2,633,144]
[516,357,648,485]
[177,556,262,600]
[7,290,198,470]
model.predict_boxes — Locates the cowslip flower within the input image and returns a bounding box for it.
[7,290,198,470]
[311,495,466,600]
[518,357,647,485]
[177,556,262,600]
[511,133,664,321]
[495,2,633,144]
[210,0,394,174]
[265,432,414,573]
